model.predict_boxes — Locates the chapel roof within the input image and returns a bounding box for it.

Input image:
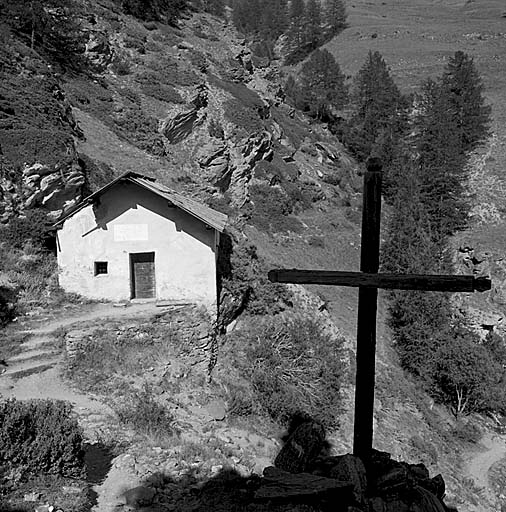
[53,171,228,232]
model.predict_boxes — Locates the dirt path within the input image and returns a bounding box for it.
[465,431,506,507]
[0,302,164,436]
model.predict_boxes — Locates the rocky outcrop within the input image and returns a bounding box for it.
[197,142,231,191]
[228,131,273,206]
[161,85,208,144]
[196,130,274,202]
[0,162,85,222]
[454,243,506,337]
[85,31,113,70]
[250,419,454,511]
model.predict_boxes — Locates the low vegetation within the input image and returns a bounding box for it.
[225,315,346,428]
[0,399,85,479]
[114,385,177,440]
[67,322,176,394]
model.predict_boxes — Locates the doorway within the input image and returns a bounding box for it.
[130,252,155,299]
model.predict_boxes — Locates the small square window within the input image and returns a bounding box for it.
[94,262,108,275]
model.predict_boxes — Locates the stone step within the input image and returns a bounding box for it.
[2,354,62,379]
[20,335,54,350]
[5,362,59,380]
[9,348,60,363]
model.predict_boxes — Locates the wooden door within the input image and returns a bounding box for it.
[130,252,155,299]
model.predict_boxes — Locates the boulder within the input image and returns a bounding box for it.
[328,454,368,505]
[161,86,208,144]
[121,486,156,507]
[204,398,227,421]
[255,466,353,501]
[410,486,446,512]
[85,32,112,69]
[274,420,325,473]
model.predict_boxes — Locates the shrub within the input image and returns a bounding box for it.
[217,236,293,326]
[0,209,54,250]
[140,82,183,103]
[0,242,58,307]
[110,55,131,75]
[248,183,303,233]
[113,105,166,155]
[0,288,16,327]
[114,385,176,438]
[0,399,85,478]
[452,420,482,444]
[208,118,225,139]
[227,315,346,428]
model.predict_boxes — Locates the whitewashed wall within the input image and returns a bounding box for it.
[56,182,218,314]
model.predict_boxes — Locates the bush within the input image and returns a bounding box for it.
[110,55,131,75]
[114,385,176,438]
[452,420,482,444]
[0,399,85,478]
[248,183,303,233]
[0,289,16,327]
[0,209,54,250]
[208,118,225,139]
[140,82,183,103]
[217,236,293,326]
[227,315,346,428]
[0,242,58,308]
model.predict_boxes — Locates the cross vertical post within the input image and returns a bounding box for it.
[353,158,382,462]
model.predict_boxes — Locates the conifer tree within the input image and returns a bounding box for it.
[324,0,347,36]
[347,51,407,165]
[259,0,288,41]
[288,0,306,48]
[304,0,322,50]
[297,48,347,120]
[231,0,260,34]
[0,0,86,68]
[415,78,469,235]
[441,51,491,153]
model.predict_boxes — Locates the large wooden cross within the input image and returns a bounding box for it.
[268,158,491,461]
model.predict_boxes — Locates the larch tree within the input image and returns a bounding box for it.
[304,0,323,50]
[288,0,306,48]
[441,51,491,153]
[349,51,407,164]
[297,48,348,120]
[324,0,347,36]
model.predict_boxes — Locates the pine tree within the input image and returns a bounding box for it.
[232,0,260,34]
[348,51,407,164]
[297,48,347,120]
[324,0,347,36]
[259,0,288,41]
[288,0,305,48]
[304,0,322,50]
[198,0,225,16]
[0,0,86,68]
[415,79,466,234]
[441,51,491,153]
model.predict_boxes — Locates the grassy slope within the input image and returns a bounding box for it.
[62,3,506,509]
[249,2,506,508]
[327,0,506,322]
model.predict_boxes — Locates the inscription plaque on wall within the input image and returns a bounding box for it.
[113,224,148,241]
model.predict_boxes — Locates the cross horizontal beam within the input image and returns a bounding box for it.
[268,269,491,293]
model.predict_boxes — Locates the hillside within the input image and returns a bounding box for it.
[1,0,506,511]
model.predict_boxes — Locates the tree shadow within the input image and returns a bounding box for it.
[83,441,115,507]
[134,414,335,511]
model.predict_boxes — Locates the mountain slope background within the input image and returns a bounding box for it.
[2,0,506,511]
